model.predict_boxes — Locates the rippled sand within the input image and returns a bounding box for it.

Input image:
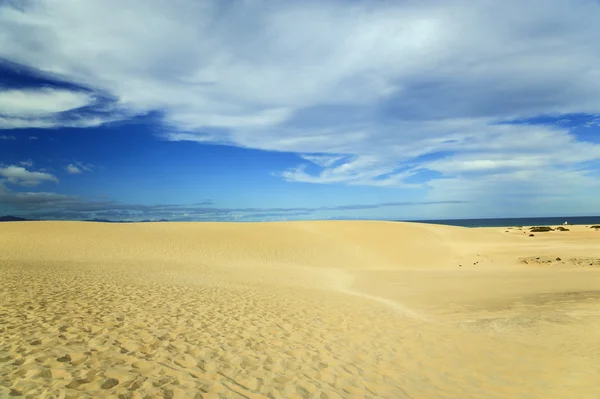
[1,221,600,398]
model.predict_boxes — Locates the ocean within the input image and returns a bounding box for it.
[402,216,600,228]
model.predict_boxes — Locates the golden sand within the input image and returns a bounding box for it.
[1,221,600,398]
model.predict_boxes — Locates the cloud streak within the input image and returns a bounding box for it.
[0,178,464,221]
[0,165,58,187]
[65,162,93,174]
[65,164,81,174]
[0,88,92,117]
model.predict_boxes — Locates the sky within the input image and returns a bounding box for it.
[1,0,600,222]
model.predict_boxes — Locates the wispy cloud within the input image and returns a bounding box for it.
[0,178,464,221]
[300,154,346,168]
[0,114,123,130]
[65,162,93,174]
[583,117,600,128]
[0,165,58,187]
[0,88,92,117]
[65,164,81,174]
[1,0,600,206]
[0,134,16,140]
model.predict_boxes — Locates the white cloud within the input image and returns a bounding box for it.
[0,114,121,130]
[584,117,600,128]
[78,163,93,172]
[0,165,58,186]
[4,1,600,130]
[2,0,600,210]
[281,154,422,187]
[425,167,600,217]
[65,162,93,174]
[65,164,81,174]
[0,134,16,140]
[0,88,92,117]
[20,160,33,167]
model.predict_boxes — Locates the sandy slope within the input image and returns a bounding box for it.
[1,221,600,398]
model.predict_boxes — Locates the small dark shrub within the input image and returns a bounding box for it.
[530,226,554,232]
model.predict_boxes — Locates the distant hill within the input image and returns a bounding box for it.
[84,218,172,223]
[84,218,140,223]
[0,215,30,222]
[0,215,171,223]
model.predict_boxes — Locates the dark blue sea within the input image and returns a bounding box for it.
[401,216,600,228]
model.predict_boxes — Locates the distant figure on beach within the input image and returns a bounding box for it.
[564,221,568,225]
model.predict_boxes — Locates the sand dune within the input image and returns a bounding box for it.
[1,221,600,398]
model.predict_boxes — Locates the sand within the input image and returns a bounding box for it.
[1,221,600,398]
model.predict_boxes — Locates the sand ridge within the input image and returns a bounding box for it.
[2,220,600,398]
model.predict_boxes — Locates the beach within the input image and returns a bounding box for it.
[1,221,600,398]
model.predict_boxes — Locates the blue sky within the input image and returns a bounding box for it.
[1,0,600,221]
